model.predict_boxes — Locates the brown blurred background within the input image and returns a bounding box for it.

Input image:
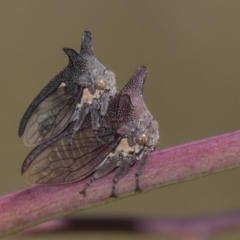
[1,1,240,239]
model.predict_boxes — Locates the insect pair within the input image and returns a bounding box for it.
[19,31,159,197]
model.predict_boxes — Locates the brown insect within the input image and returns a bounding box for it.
[21,66,159,197]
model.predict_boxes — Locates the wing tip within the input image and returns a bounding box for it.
[21,164,27,175]
[18,121,25,137]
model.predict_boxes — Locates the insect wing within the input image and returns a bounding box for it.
[24,126,120,185]
[22,83,82,146]
[20,31,117,147]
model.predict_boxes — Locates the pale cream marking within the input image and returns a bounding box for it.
[83,88,94,102]
[57,82,67,97]
[115,138,133,153]
[58,82,66,88]
[108,138,142,158]
[77,88,101,108]
[133,144,141,154]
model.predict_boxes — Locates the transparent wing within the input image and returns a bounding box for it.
[23,84,82,146]
[24,127,119,185]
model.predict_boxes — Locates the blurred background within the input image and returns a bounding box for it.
[1,1,240,239]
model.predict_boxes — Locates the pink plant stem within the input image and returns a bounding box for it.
[1,130,240,237]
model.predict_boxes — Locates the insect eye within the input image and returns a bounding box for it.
[94,79,106,90]
[136,134,148,146]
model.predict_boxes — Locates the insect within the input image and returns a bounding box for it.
[21,66,159,197]
[19,31,117,146]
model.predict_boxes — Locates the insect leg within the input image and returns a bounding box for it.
[69,103,89,146]
[79,177,94,197]
[99,90,110,127]
[135,149,150,191]
[100,90,110,116]
[80,155,120,196]
[74,103,90,132]
[89,101,101,143]
[110,155,134,198]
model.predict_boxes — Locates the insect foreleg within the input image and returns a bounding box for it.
[135,149,150,191]
[69,103,89,146]
[89,100,100,129]
[89,100,101,143]
[79,155,120,196]
[73,103,90,132]
[110,155,134,198]
[99,90,110,127]
[100,90,110,116]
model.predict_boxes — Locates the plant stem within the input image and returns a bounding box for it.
[1,130,240,237]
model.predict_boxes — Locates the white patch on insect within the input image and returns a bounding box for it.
[57,82,68,97]
[109,138,142,157]
[77,88,102,108]
[58,82,66,88]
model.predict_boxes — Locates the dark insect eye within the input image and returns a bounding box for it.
[136,134,148,146]
[94,79,106,90]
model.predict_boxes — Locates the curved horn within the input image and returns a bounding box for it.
[63,48,83,66]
